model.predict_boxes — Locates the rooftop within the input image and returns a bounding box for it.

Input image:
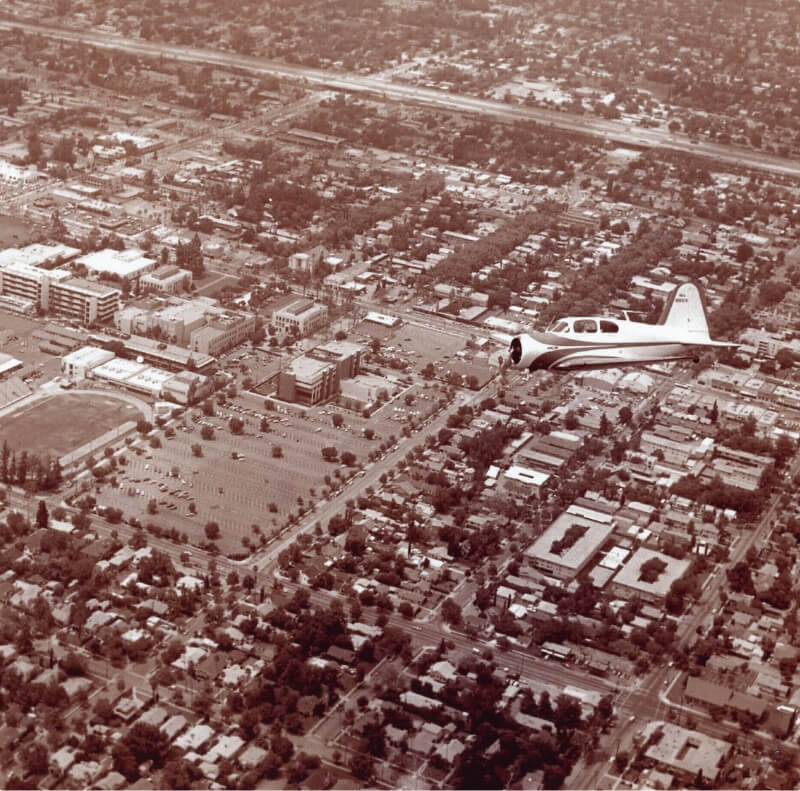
[642,721,730,778]
[612,547,691,599]
[77,248,156,278]
[525,511,615,571]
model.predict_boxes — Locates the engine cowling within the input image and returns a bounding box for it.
[508,334,546,370]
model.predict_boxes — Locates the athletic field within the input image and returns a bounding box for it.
[0,393,144,457]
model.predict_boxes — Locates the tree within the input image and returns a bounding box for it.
[272,445,283,458]
[23,741,48,776]
[191,443,203,457]
[599,412,610,435]
[205,521,220,541]
[776,348,796,370]
[35,500,49,529]
[229,416,244,434]
[27,129,43,163]
[200,426,215,441]
[51,135,76,165]
[618,405,633,425]
[340,451,356,466]
[332,413,344,428]
[125,722,169,767]
[349,753,374,781]
[321,446,338,462]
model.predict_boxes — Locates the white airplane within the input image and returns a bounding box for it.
[509,282,737,372]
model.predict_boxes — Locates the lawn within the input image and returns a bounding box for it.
[0,393,144,457]
[0,214,36,248]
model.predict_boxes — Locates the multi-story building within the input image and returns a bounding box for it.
[610,547,691,604]
[50,278,121,324]
[277,356,337,406]
[0,261,71,308]
[0,263,120,325]
[189,311,257,356]
[140,265,193,295]
[525,512,615,581]
[272,299,328,337]
[309,340,363,380]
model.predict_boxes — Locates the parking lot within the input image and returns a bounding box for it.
[95,403,377,555]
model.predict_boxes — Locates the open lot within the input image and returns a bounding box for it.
[0,392,143,457]
[0,214,36,247]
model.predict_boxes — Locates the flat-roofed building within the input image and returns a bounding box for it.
[277,355,337,406]
[364,311,400,328]
[611,547,691,604]
[272,299,328,337]
[61,346,116,380]
[76,248,156,282]
[89,332,215,372]
[503,465,550,496]
[525,512,615,581]
[50,278,121,324]
[0,243,80,270]
[640,430,699,466]
[189,310,257,356]
[154,301,207,345]
[162,370,213,405]
[641,721,731,785]
[0,261,71,308]
[140,265,192,295]
[310,340,363,380]
[703,458,764,492]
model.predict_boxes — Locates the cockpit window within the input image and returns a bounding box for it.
[549,320,569,333]
[600,320,619,333]
[574,319,597,333]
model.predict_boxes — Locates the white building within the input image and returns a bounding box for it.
[61,346,116,380]
[0,262,120,324]
[76,248,156,281]
[272,299,328,337]
[140,265,193,295]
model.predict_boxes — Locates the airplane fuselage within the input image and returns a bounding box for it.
[510,318,722,372]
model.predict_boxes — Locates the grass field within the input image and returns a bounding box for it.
[0,393,143,457]
[0,214,35,248]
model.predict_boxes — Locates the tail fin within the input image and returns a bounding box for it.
[657,282,711,338]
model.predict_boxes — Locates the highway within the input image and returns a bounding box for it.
[3,18,800,178]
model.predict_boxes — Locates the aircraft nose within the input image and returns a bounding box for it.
[509,337,522,365]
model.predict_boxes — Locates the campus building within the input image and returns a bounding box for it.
[189,311,257,356]
[140,265,193,295]
[0,262,121,325]
[65,346,212,404]
[49,278,121,324]
[272,299,328,337]
[309,340,363,380]
[61,346,116,380]
[75,248,157,282]
[276,356,338,406]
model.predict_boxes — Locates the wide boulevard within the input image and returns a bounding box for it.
[3,17,800,178]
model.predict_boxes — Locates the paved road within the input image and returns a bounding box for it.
[3,18,800,178]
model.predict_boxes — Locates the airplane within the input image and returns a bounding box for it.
[508,282,737,372]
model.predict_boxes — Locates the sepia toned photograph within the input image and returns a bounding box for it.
[0,1,799,789]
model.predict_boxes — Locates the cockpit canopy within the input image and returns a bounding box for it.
[546,318,620,334]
